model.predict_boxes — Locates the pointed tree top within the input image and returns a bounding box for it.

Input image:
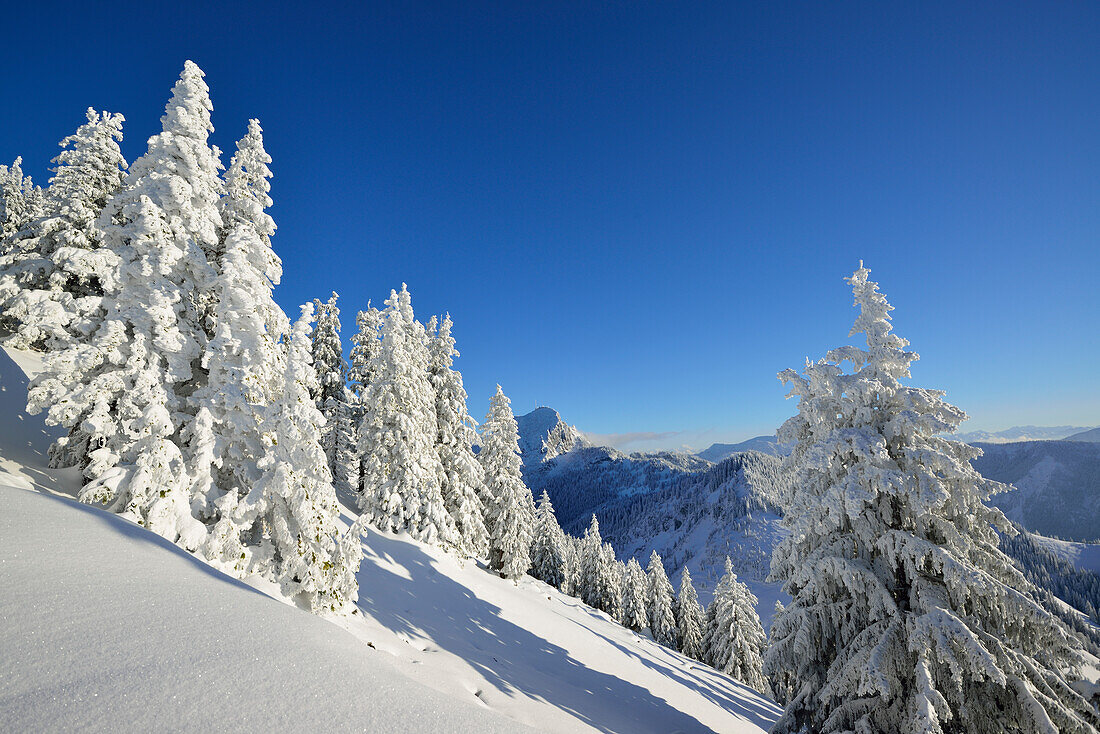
[162,60,214,137]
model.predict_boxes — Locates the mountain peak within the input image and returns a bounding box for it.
[515,407,590,463]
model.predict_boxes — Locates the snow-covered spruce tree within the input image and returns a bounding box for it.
[621,557,649,632]
[595,543,624,621]
[770,599,785,638]
[560,534,581,597]
[358,285,458,546]
[225,304,361,612]
[646,550,678,648]
[703,557,767,691]
[479,384,534,579]
[28,62,223,543]
[677,567,706,660]
[347,303,382,401]
[347,303,382,493]
[191,118,288,528]
[766,263,1100,734]
[579,515,603,607]
[311,292,355,495]
[0,109,127,350]
[427,314,489,557]
[530,489,566,588]
[0,157,45,253]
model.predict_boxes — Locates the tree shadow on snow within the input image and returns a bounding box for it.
[559,603,782,729]
[355,531,764,734]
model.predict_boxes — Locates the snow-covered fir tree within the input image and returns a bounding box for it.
[479,384,534,579]
[702,557,767,691]
[347,304,382,401]
[578,515,603,608]
[427,314,489,557]
[676,567,706,661]
[529,489,566,587]
[621,557,649,633]
[0,156,45,252]
[214,303,361,612]
[311,292,355,494]
[766,263,1100,733]
[28,62,223,541]
[560,534,581,597]
[596,544,624,622]
[645,550,678,648]
[358,285,458,546]
[190,118,288,522]
[0,109,127,350]
[347,304,383,494]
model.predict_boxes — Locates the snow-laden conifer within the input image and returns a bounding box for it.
[311,292,355,494]
[677,567,706,660]
[529,489,566,587]
[358,285,458,547]
[28,61,224,483]
[427,314,489,556]
[347,304,382,401]
[703,557,767,691]
[191,119,288,522]
[621,557,649,632]
[0,110,127,349]
[224,304,361,612]
[766,263,1100,733]
[579,515,603,607]
[646,550,678,648]
[560,534,580,597]
[479,385,533,578]
[596,544,625,621]
[0,157,44,252]
[347,304,382,494]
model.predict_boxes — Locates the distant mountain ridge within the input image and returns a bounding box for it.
[1065,427,1100,443]
[515,408,1100,628]
[973,440,1100,542]
[952,425,1094,444]
[697,436,790,463]
[514,407,789,615]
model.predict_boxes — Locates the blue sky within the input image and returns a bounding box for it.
[4,2,1098,450]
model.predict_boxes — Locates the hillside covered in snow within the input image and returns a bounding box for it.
[0,347,781,732]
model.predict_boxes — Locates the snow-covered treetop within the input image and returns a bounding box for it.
[163,60,215,137]
[47,108,127,216]
[222,119,276,257]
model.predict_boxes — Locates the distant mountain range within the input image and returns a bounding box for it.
[514,408,783,612]
[951,425,1095,444]
[515,408,1100,628]
[696,436,791,462]
[1065,427,1100,443]
[973,440,1100,542]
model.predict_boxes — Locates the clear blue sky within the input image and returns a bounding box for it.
[4,2,1098,450]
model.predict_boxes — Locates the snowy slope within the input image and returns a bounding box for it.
[0,348,780,733]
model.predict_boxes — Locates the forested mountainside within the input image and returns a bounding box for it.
[974,440,1100,542]
[515,409,1100,632]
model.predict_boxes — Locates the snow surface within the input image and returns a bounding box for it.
[0,347,779,733]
